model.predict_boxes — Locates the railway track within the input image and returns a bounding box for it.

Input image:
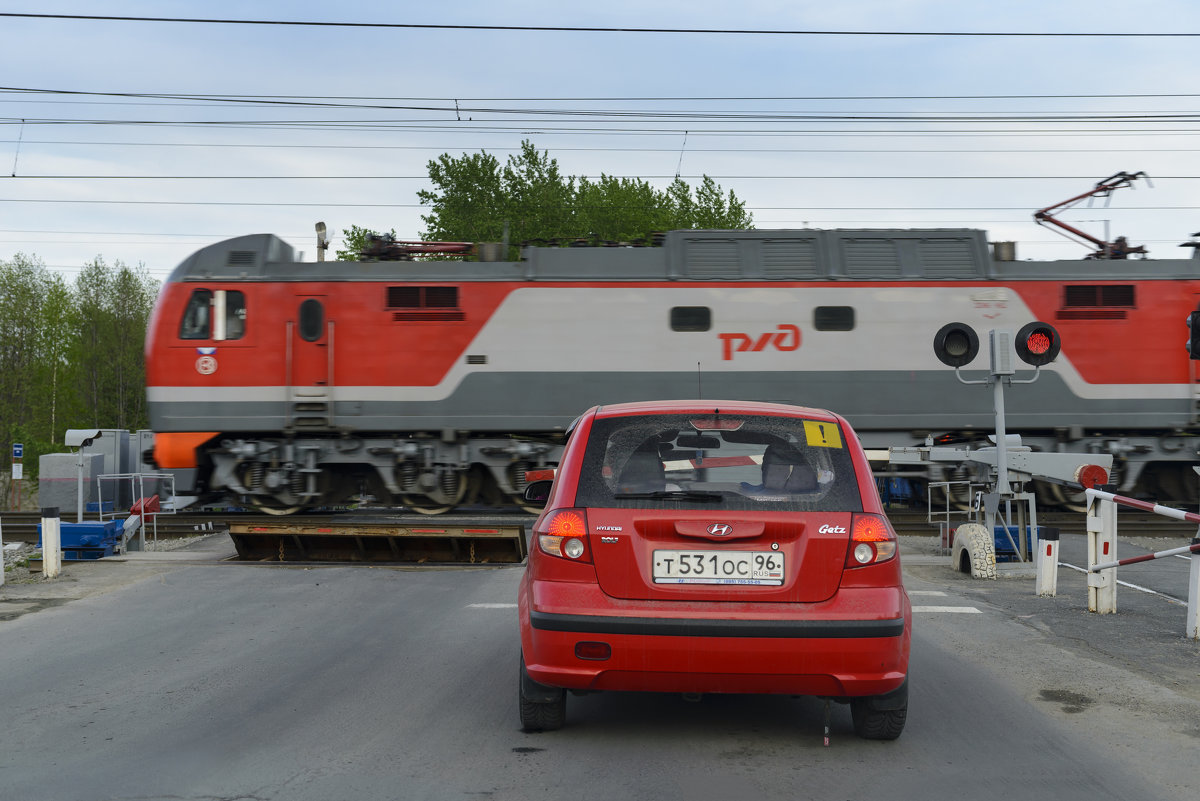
[2,506,1197,547]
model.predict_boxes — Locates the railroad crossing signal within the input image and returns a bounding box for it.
[934,321,1061,369]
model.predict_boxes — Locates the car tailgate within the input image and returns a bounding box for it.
[588,510,849,603]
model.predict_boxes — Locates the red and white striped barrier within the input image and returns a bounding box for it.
[1084,487,1200,639]
[1089,541,1200,573]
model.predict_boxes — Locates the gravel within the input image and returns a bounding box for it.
[2,534,212,585]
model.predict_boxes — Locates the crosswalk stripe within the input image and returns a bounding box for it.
[912,605,981,614]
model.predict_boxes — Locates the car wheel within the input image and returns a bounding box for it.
[850,680,908,740]
[519,654,566,732]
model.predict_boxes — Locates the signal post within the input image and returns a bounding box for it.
[892,320,1112,591]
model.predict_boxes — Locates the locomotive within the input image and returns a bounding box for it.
[144,227,1200,514]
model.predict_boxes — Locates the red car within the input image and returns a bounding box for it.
[517,400,911,739]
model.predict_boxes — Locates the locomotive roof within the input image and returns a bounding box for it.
[165,228,1199,284]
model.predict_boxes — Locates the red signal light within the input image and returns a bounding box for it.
[1025,331,1051,356]
[1015,321,1061,367]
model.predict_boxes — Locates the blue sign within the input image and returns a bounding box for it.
[12,443,22,459]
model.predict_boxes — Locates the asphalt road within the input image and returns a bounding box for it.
[0,535,1198,801]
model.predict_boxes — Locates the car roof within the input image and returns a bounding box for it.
[591,399,843,423]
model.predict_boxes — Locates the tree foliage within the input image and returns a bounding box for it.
[342,140,753,258]
[0,253,158,496]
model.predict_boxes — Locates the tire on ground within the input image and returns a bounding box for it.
[519,654,567,732]
[850,679,908,740]
[952,522,997,579]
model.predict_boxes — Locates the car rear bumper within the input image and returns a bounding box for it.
[519,581,911,698]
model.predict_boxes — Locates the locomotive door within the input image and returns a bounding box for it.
[287,295,334,428]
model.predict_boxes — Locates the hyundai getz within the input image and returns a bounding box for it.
[517,400,911,739]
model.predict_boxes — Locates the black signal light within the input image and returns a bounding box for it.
[1188,310,1200,360]
[1015,321,1062,367]
[933,322,980,368]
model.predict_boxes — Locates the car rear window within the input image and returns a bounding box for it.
[575,413,864,512]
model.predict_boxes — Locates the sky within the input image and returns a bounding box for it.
[2,1,1199,281]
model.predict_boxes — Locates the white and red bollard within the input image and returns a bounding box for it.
[1085,493,1118,614]
[40,506,62,579]
[1035,527,1060,597]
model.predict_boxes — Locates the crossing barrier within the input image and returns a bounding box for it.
[1083,487,1200,639]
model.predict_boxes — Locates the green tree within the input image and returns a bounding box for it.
[341,140,754,259]
[0,253,74,493]
[70,257,158,431]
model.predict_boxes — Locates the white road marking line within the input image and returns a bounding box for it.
[467,603,517,609]
[908,590,948,596]
[912,605,982,614]
[1059,563,1186,606]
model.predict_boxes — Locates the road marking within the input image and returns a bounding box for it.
[912,605,982,614]
[909,590,948,597]
[468,603,517,609]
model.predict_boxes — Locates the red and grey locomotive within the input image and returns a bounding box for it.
[144,227,1200,513]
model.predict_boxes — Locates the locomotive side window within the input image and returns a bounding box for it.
[179,289,246,341]
[299,298,324,341]
[179,289,213,339]
[814,306,855,331]
[670,306,711,332]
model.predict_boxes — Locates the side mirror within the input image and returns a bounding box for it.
[522,480,553,507]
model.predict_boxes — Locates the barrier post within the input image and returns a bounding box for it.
[1086,494,1117,614]
[1035,527,1060,597]
[40,506,62,580]
[1188,536,1200,640]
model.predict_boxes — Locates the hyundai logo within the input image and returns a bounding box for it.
[707,523,733,537]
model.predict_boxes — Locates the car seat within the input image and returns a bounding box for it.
[617,439,667,492]
[761,444,818,493]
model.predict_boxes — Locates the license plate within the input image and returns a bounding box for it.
[652,550,785,586]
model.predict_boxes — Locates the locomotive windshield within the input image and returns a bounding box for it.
[179,289,246,341]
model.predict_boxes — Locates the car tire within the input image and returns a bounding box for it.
[850,679,908,740]
[519,654,566,732]
[952,522,997,579]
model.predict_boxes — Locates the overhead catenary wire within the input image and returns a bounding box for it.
[2,13,1200,37]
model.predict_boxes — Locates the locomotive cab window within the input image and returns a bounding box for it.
[179,289,246,341]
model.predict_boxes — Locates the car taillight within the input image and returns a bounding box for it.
[536,508,591,563]
[845,513,897,567]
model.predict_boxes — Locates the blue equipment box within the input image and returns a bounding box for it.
[38,520,123,549]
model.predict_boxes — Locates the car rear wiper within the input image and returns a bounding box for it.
[612,490,724,503]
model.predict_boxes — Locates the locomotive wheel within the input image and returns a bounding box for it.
[399,472,468,515]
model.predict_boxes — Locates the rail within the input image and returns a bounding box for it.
[1082,487,1200,639]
